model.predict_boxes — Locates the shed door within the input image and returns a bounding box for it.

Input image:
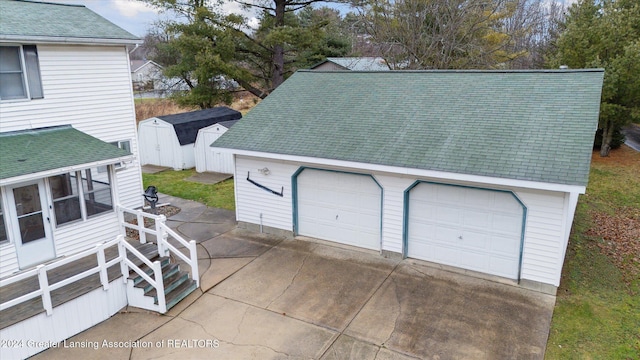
[154,125,175,168]
[407,183,524,279]
[296,169,381,250]
[203,130,224,172]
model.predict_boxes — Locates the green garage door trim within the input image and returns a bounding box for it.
[402,180,527,280]
[292,167,384,249]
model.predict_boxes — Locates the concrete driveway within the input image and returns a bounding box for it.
[34,195,555,360]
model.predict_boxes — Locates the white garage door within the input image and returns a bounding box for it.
[296,169,381,250]
[408,183,524,279]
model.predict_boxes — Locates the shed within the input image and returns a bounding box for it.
[138,107,242,170]
[194,120,240,174]
[212,69,604,295]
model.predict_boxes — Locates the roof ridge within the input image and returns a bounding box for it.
[298,69,605,74]
[12,0,85,8]
[0,125,72,137]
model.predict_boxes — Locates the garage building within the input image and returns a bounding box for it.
[212,70,604,294]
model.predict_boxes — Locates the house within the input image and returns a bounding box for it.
[212,69,604,295]
[138,107,242,170]
[310,57,389,71]
[130,59,163,90]
[194,120,241,174]
[0,1,198,358]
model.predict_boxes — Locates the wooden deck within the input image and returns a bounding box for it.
[0,240,159,330]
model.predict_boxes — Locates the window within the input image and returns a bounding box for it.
[110,140,131,153]
[0,45,43,100]
[82,168,113,217]
[0,196,7,244]
[48,168,114,226]
[49,173,81,225]
[109,140,131,170]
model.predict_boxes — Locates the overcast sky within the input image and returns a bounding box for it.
[47,0,575,38]
[47,0,352,37]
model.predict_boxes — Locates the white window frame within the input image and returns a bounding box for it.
[0,188,9,245]
[110,140,132,170]
[0,44,43,102]
[48,166,115,227]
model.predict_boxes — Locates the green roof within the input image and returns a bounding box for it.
[0,0,139,43]
[0,125,131,180]
[213,70,604,186]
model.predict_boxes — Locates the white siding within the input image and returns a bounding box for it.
[180,143,196,170]
[0,243,19,278]
[0,44,142,210]
[374,175,415,253]
[234,155,571,287]
[0,278,127,360]
[235,156,297,231]
[195,125,235,174]
[53,213,120,256]
[0,44,143,275]
[517,190,567,286]
[137,118,185,170]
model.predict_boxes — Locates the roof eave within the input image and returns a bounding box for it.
[0,155,135,187]
[0,35,141,46]
[211,147,587,194]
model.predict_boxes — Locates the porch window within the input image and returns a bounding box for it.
[82,167,113,217]
[49,173,81,225]
[0,199,7,244]
[0,45,43,101]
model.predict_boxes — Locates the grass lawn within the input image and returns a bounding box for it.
[546,146,640,359]
[142,168,235,211]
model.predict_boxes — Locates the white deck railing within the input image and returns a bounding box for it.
[0,237,123,315]
[0,205,199,317]
[117,205,199,288]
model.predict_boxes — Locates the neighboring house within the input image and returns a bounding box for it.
[0,1,198,358]
[138,107,242,170]
[310,57,390,71]
[194,121,240,174]
[130,59,163,90]
[212,69,604,295]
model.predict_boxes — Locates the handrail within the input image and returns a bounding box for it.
[118,239,166,312]
[117,205,162,244]
[119,241,157,286]
[119,205,200,288]
[0,205,198,317]
[159,223,200,287]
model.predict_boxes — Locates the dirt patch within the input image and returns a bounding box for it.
[586,209,640,288]
[135,99,197,123]
[591,144,640,167]
[125,205,181,241]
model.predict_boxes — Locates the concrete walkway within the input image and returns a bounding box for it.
[33,195,555,360]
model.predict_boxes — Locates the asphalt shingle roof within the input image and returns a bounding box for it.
[213,70,604,186]
[0,125,131,180]
[0,0,138,42]
[156,107,242,145]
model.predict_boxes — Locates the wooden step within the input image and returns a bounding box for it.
[128,257,171,285]
[146,270,190,300]
[126,243,159,266]
[134,263,180,293]
[165,279,198,310]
